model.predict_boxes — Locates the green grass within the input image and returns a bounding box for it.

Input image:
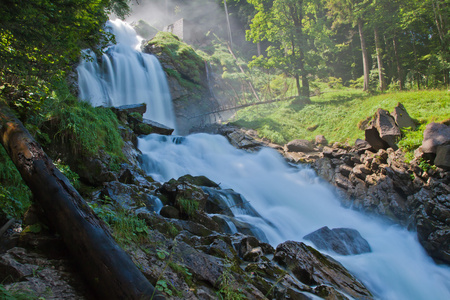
[0,147,32,219]
[32,79,124,159]
[231,88,450,153]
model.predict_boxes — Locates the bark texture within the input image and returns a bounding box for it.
[0,103,164,300]
[358,19,370,91]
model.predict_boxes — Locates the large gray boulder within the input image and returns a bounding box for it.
[391,102,416,130]
[422,122,450,154]
[286,139,315,153]
[435,145,450,169]
[365,124,390,151]
[303,226,371,255]
[373,108,401,149]
[274,241,372,299]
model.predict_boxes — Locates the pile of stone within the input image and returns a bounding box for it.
[219,104,449,265]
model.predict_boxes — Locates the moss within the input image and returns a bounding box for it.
[129,111,143,121]
[0,146,32,219]
[31,80,124,161]
[146,32,204,86]
[176,197,199,218]
[137,123,153,135]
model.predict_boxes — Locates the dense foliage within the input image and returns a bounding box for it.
[0,0,130,80]
[237,0,450,93]
[0,0,131,219]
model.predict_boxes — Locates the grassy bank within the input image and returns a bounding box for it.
[231,88,450,155]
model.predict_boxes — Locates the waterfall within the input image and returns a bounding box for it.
[78,20,450,300]
[77,19,176,130]
[138,133,450,300]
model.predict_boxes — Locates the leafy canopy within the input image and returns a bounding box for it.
[0,0,130,80]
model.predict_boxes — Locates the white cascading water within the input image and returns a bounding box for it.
[78,20,450,300]
[77,19,176,130]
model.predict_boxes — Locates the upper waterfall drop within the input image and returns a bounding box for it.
[77,19,176,131]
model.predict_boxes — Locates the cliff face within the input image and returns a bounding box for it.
[142,32,219,134]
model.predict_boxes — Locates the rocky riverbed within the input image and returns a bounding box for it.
[0,104,448,299]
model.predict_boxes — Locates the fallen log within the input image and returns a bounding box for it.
[0,103,164,299]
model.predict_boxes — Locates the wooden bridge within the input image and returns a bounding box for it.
[187,96,297,120]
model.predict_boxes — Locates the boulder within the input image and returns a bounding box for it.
[315,135,328,146]
[365,124,391,151]
[435,145,450,170]
[303,226,371,255]
[373,108,401,149]
[391,102,416,130]
[286,139,315,153]
[226,130,263,150]
[422,122,450,154]
[128,117,174,136]
[75,150,117,186]
[415,200,450,264]
[354,138,373,153]
[274,241,372,299]
[111,103,147,122]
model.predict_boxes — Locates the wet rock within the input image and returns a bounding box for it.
[178,174,220,188]
[286,139,315,153]
[111,103,147,121]
[0,249,37,282]
[391,102,416,130]
[173,241,224,288]
[303,226,371,255]
[207,238,237,261]
[228,130,263,149]
[160,205,180,219]
[75,151,117,186]
[129,116,174,136]
[415,200,450,264]
[101,181,155,211]
[274,241,372,299]
[158,178,208,216]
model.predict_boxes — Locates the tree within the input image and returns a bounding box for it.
[0,0,130,80]
[247,0,324,99]
[0,102,163,299]
[327,0,371,91]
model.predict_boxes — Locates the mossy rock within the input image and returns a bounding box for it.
[178,174,219,188]
[143,32,206,88]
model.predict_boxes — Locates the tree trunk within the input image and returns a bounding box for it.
[374,27,386,91]
[410,31,421,89]
[0,103,164,300]
[358,18,370,91]
[295,73,301,97]
[223,0,233,48]
[393,34,404,90]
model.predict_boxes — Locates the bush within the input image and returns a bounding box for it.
[33,79,124,158]
[0,147,31,219]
